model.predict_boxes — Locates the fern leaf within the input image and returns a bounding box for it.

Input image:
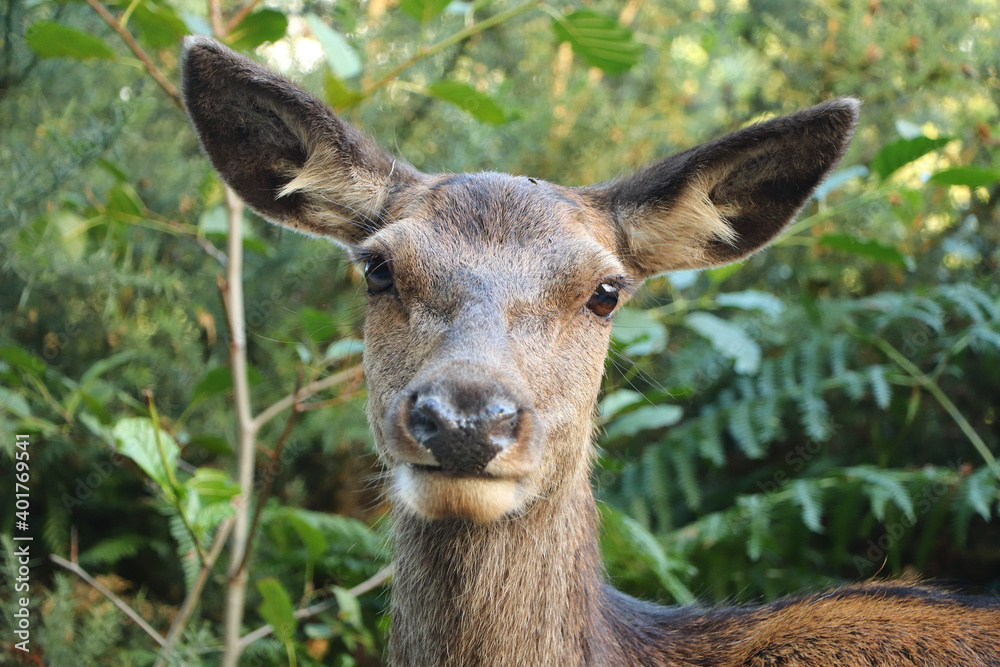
[850,466,916,522]
[792,480,824,532]
[958,467,997,521]
[697,407,725,466]
[738,494,770,561]
[670,444,701,511]
[868,365,891,409]
[728,401,763,458]
[796,393,831,441]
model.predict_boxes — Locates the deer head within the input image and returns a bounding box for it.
[182,36,858,524]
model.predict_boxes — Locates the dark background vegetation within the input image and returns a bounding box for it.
[1,0,999,664]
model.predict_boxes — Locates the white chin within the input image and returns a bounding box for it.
[393,466,527,521]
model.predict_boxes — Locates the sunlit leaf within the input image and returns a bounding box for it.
[605,404,683,439]
[226,9,288,51]
[324,66,366,110]
[427,81,507,124]
[400,0,451,22]
[112,417,180,491]
[871,136,951,180]
[552,10,641,74]
[307,14,361,79]
[26,22,115,60]
[613,308,668,356]
[817,234,908,268]
[131,1,189,48]
[716,290,786,317]
[929,166,1000,188]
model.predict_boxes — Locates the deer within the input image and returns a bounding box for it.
[181,36,1000,667]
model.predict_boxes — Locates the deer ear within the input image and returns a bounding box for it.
[181,36,418,245]
[593,99,860,278]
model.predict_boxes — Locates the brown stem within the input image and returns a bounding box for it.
[223,0,262,36]
[251,364,362,433]
[83,0,183,109]
[51,554,167,647]
[236,370,304,575]
[361,0,540,97]
[220,188,255,667]
[153,518,234,667]
[208,0,224,39]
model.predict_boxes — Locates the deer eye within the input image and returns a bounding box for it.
[586,282,619,318]
[364,257,394,294]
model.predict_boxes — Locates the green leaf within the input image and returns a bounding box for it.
[257,578,297,645]
[0,345,47,376]
[131,0,189,48]
[816,234,908,268]
[604,404,683,439]
[81,351,139,384]
[188,433,233,455]
[227,9,288,51]
[716,290,786,317]
[186,468,239,504]
[26,21,116,60]
[400,0,451,22]
[333,586,364,629]
[306,14,361,79]
[685,312,761,375]
[324,67,366,109]
[106,182,145,219]
[112,417,180,491]
[191,366,263,401]
[301,307,337,343]
[287,510,328,563]
[612,308,668,356]
[427,81,507,125]
[602,506,696,604]
[598,389,644,423]
[552,10,641,74]
[324,338,364,363]
[871,136,951,180]
[929,166,1000,188]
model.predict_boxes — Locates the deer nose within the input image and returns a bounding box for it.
[405,390,520,474]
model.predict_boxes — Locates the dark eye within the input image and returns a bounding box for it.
[586,283,619,318]
[364,257,394,294]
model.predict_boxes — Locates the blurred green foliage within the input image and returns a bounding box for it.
[1,0,999,664]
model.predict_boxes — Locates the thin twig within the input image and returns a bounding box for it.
[238,565,393,650]
[221,187,255,667]
[251,364,362,434]
[871,334,1000,481]
[83,0,183,108]
[223,0,262,36]
[361,0,540,96]
[51,554,167,647]
[237,370,304,575]
[208,0,224,41]
[154,517,234,667]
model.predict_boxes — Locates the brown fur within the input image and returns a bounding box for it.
[182,37,1000,667]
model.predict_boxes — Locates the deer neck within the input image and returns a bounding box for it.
[389,461,616,666]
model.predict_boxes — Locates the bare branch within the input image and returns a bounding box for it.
[251,364,363,434]
[237,370,303,575]
[154,517,234,667]
[51,554,167,647]
[361,0,540,96]
[83,0,183,109]
[220,187,256,667]
[238,565,393,649]
[223,0,262,37]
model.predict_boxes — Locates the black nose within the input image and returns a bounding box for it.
[405,391,520,473]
